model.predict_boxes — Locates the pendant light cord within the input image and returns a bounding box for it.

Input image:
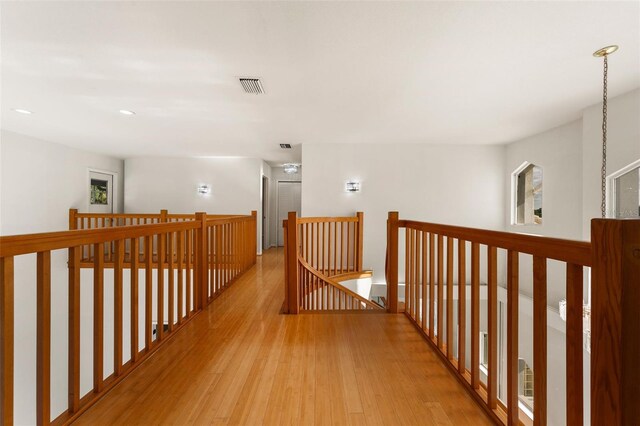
[601,55,608,219]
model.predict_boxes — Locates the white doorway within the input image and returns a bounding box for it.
[262,176,269,250]
[88,170,115,214]
[277,181,301,246]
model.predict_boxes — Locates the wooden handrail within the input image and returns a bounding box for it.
[297,256,381,311]
[385,211,640,426]
[298,255,381,310]
[0,210,257,426]
[400,220,591,266]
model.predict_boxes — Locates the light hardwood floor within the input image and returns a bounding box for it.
[76,248,492,425]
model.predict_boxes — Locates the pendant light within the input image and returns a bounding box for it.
[593,45,619,218]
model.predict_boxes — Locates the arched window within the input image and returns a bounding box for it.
[512,163,543,225]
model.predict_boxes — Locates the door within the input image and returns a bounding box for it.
[88,171,114,214]
[262,176,269,250]
[277,181,301,246]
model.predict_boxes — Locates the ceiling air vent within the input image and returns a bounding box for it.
[280,143,292,149]
[239,78,265,94]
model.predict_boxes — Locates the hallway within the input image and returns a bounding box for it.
[76,248,491,425]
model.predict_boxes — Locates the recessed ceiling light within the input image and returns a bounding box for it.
[119,110,135,115]
[13,108,32,115]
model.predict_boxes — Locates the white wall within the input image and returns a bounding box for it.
[301,143,505,284]
[124,156,262,253]
[505,120,583,240]
[0,130,124,424]
[0,130,124,234]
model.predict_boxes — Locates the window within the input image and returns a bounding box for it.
[611,162,640,219]
[513,163,542,225]
[479,332,488,368]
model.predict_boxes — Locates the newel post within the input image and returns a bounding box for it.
[386,211,399,313]
[195,212,208,310]
[591,219,640,425]
[69,209,78,230]
[286,211,299,314]
[356,212,364,271]
[160,209,168,223]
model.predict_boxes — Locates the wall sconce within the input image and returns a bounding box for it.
[197,184,211,195]
[345,181,361,192]
[283,163,299,174]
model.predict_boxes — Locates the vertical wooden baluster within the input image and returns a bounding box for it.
[458,240,466,376]
[446,237,454,361]
[429,233,435,340]
[411,229,420,324]
[145,236,153,348]
[566,263,583,426]
[158,232,165,340]
[533,256,547,426]
[0,257,14,425]
[437,234,444,350]
[130,238,139,363]
[339,222,344,274]
[227,222,231,286]
[422,232,428,332]
[471,242,480,389]
[186,231,192,316]
[507,250,519,425]
[208,225,213,298]
[413,230,423,325]
[37,251,51,426]
[321,222,325,274]
[217,225,222,293]
[405,228,410,314]
[177,231,185,325]
[345,222,350,272]
[356,212,364,272]
[67,246,81,414]
[315,222,319,270]
[488,246,498,408]
[168,232,174,329]
[94,243,105,393]
[114,240,124,376]
[332,222,336,276]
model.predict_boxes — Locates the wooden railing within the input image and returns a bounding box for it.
[283,211,380,313]
[69,209,246,265]
[385,211,640,425]
[0,211,256,425]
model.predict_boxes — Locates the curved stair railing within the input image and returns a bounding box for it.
[283,211,381,313]
[297,255,382,311]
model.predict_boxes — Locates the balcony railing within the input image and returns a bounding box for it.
[0,210,257,425]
